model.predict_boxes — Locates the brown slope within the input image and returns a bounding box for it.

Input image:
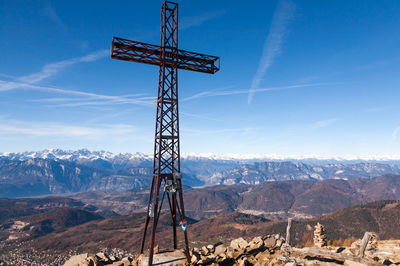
[290,179,363,216]
[0,196,95,224]
[184,184,248,220]
[257,199,400,246]
[5,199,400,258]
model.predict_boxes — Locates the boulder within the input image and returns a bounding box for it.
[230,237,249,250]
[191,253,200,264]
[153,245,159,254]
[121,257,133,266]
[247,236,264,252]
[110,262,124,266]
[63,253,89,266]
[214,244,227,256]
[207,244,215,253]
[225,247,235,258]
[96,252,110,263]
[238,256,250,266]
[275,239,283,248]
[263,236,276,248]
[201,245,209,256]
[109,255,118,262]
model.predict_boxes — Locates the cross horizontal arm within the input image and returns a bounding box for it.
[111,37,220,74]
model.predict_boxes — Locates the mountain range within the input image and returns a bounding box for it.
[72,174,400,220]
[3,149,400,197]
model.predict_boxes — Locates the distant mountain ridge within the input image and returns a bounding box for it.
[3,148,400,164]
[72,174,400,221]
[2,149,400,197]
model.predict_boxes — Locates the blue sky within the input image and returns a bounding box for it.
[1,0,400,157]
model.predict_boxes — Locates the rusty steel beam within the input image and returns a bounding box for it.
[111,37,220,74]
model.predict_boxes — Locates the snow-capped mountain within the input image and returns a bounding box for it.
[2,149,400,198]
[0,149,152,163]
[3,149,400,164]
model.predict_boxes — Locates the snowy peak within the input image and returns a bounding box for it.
[0,149,153,162]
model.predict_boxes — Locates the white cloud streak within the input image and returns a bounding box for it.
[183,127,256,136]
[0,49,156,108]
[180,9,226,30]
[0,50,108,92]
[182,83,317,102]
[19,50,108,84]
[285,118,339,136]
[392,126,400,140]
[248,0,296,103]
[0,119,135,139]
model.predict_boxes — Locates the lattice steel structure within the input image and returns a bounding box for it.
[111,1,219,265]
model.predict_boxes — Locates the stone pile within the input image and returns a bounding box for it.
[313,222,327,248]
[63,252,134,266]
[189,234,286,265]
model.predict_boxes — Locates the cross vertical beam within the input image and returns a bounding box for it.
[111,1,219,265]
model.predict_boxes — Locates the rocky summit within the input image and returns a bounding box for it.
[62,234,400,266]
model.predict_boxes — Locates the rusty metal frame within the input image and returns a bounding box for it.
[111,37,220,74]
[110,1,219,265]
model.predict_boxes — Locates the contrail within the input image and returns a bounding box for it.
[248,0,296,104]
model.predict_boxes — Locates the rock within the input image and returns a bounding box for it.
[109,255,118,262]
[191,253,200,264]
[121,257,133,266]
[280,243,292,255]
[284,263,296,266]
[263,236,276,248]
[136,250,186,266]
[230,237,249,250]
[367,232,378,251]
[153,245,159,254]
[238,256,249,266]
[207,244,215,253]
[225,247,235,258]
[63,253,89,266]
[110,262,124,266]
[344,260,368,266]
[275,239,283,248]
[313,222,327,248]
[96,252,110,263]
[201,246,209,255]
[214,244,227,256]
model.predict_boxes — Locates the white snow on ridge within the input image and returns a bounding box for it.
[1,149,400,163]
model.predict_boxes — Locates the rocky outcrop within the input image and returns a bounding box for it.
[189,234,285,265]
[63,252,133,266]
[62,237,400,266]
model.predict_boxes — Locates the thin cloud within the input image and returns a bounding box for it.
[285,118,339,136]
[180,9,226,30]
[392,126,400,141]
[43,5,68,32]
[19,49,108,84]
[183,127,256,135]
[248,0,296,103]
[182,83,318,102]
[309,118,339,130]
[181,112,224,122]
[0,119,135,139]
[0,49,108,93]
[0,79,153,108]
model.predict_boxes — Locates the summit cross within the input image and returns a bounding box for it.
[110,1,220,265]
